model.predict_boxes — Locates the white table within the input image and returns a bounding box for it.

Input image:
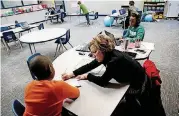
[115,42,155,60]
[45,13,61,23]
[109,13,127,29]
[52,47,130,116]
[19,28,67,54]
[1,24,39,53]
[0,24,38,37]
[68,11,94,24]
[0,23,14,27]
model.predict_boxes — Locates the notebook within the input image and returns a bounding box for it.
[75,43,90,52]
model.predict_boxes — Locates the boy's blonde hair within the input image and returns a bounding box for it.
[89,34,115,53]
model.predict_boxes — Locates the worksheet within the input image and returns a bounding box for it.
[65,78,81,87]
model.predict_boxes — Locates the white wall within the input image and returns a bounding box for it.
[1,10,47,25]
[64,0,144,14]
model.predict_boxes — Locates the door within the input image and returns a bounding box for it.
[167,1,179,17]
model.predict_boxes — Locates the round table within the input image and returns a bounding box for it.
[19,28,67,54]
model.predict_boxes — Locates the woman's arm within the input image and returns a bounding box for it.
[87,62,114,87]
[73,59,101,76]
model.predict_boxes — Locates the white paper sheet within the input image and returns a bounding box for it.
[65,78,81,87]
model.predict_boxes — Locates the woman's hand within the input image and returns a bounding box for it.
[61,73,74,81]
[76,74,88,80]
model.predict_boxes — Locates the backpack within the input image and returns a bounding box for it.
[143,59,162,87]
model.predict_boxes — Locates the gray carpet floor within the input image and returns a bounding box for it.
[1,17,179,116]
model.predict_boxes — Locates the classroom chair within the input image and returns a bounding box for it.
[1,26,9,32]
[54,29,73,57]
[27,53,41,80]
[112,9,117,14]
[38,23,44,30]
[12,99,25,116]
[2,31,23,53]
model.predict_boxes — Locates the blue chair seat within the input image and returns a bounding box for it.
[55,38,67,44]
[12,99,25,116]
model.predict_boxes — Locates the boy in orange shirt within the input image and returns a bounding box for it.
[24,55,80,116]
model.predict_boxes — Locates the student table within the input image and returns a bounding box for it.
[45,13,61,23]
[1,24,39,52]
[52,46,130,116]
[52,41,154,115]
[109,13,127,29]
[68,11,94,24]
[19,28,67,54]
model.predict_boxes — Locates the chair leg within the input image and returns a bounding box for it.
[18,40,23,49]
[1,39,5,47]
[68,42,73,48]
[59,43,63,52]
[63,45,68,50]
[54,44,59,57]
[14,40,18,46]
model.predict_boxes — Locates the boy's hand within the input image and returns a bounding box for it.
[64,98,74,104]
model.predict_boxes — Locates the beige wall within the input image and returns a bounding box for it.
[42,0,55,7]
[64,0,144,14]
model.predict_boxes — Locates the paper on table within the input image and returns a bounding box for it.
[65,78,81,87]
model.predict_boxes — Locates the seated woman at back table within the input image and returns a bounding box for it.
[23,55,80,116]
[121,13,145,43]
[62,34,153,115]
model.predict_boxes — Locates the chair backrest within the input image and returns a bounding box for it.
[38,23,44,30]
[119,9,126,15]
[137,11,142,19]
[27,53,41,80]
[66,29,70,41]
[12,99,25,116]
[1,26,9,32]
[2,31,17,42]
[112,10,117,14]
[15,23,21,27]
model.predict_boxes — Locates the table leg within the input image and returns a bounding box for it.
[33,44,36,53]
[2,38,10,53]
[29,44,33,54]
[124,17,126,29]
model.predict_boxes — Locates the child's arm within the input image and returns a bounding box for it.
[59,81,80,99]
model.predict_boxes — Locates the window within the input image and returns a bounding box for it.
[2,0,22,8]
[1,0,39,9]
[23,0,38,5]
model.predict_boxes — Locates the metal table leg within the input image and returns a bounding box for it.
[123,17,126,29]
[33,44,36,53]
[2,38,10,53]
[29,44,33,54]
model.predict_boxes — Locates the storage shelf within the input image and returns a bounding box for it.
[144,2,165,4]
[144,5,164,7]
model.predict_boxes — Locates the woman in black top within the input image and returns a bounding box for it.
[62,34,146,93]
[62,34,150,115]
